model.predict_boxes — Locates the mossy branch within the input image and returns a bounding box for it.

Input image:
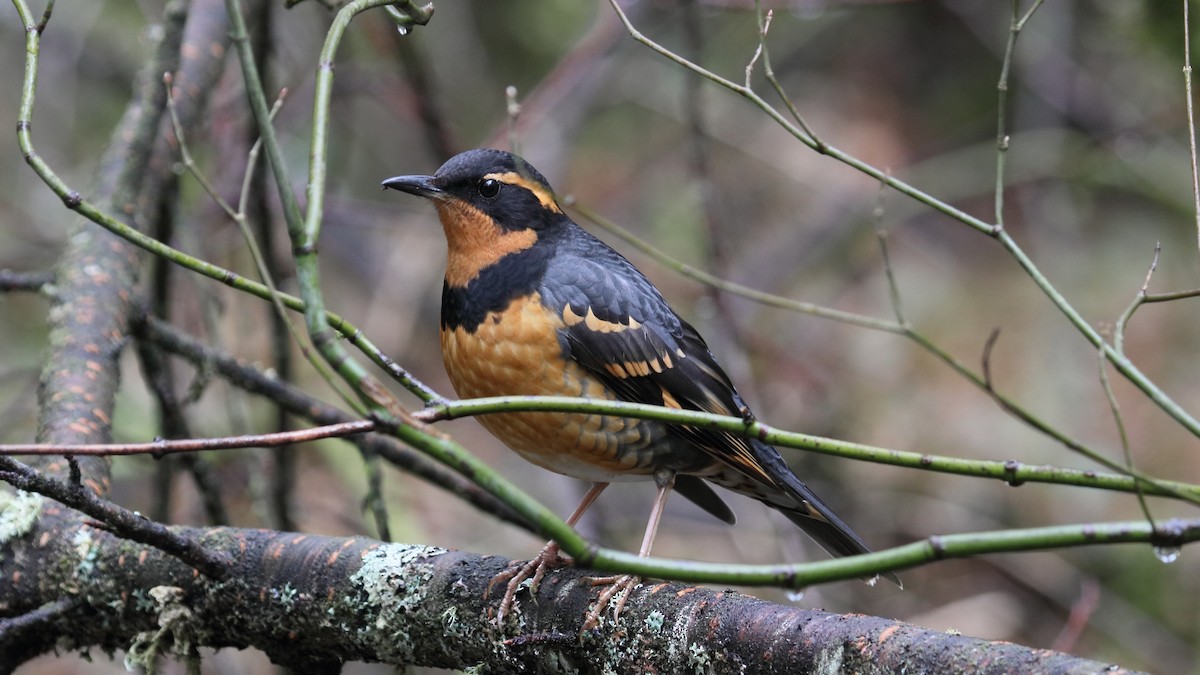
[0,511,1133,673]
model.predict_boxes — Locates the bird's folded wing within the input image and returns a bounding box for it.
[542,257,776,489]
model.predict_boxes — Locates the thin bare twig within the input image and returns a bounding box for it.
[1184,0,1200,261]
[976,328,1173,493]
[0,456,232,578]
[0,598,82,644]
[753,2,822,150]
[872,173,906,327]
[981,328,1002,391]
[360,447,391,541]
[247,0,296,533]
[0,270,54,292]
[572,202,904,333]
[0,420,375,456]
[743,8,766,88]
[995,0,1046,229]
[1050,579,1101,654]
[1114,243,1162,355]
[166,76,361,414]
[1096,342,1155,528]
[506,85,522,154]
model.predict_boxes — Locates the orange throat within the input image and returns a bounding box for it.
[435,200,537,288]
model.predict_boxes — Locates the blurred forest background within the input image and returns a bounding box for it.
[2,0,1199,672]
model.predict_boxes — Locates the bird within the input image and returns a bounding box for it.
[381,148,895,629]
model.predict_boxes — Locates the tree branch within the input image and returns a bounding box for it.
[0,505,1137,673]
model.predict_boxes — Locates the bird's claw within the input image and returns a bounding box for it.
[581,574,639,631]
[487,540,568,626]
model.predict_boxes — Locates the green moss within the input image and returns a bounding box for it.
[124,585,201,672]
[272,582,298,608]
[72,528,100,577]
[441,606,466,641]
[687,642,711,671]
[347,543,448,664]
[0,489,43,543]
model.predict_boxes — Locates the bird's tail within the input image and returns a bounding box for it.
[709,439,902,587]
[771,474,902,587]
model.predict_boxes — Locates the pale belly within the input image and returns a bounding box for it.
[441,293,661,482]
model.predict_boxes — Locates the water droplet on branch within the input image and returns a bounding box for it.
[1152,546,1181,564]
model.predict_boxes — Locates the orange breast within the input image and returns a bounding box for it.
[440,292,659,481]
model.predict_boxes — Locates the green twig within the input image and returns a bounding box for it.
[225,0,378,423]
[576,517,1200,586]
[997,231,1200,438]
[369,397,1200,588]
[977,328,1185,499]
[294,0,431,422]
[1114,244,1200,356]
[383,0,433,32]
[413,395,1200,504]
[1143,288,1200,303]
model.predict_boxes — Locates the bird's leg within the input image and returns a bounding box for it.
[583,472,675,631]
[489,482,609,626]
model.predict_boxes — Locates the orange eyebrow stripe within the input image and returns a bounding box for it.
[486,171,563,213]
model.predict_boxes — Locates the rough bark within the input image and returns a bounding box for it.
[0,501,1135,674]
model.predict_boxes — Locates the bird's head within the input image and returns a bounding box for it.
[382,149,564,287]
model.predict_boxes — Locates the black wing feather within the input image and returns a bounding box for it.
[540,232,775,483]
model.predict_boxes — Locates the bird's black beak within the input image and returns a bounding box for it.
[381,174,445,200]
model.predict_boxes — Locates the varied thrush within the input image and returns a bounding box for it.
[382,148,893,628]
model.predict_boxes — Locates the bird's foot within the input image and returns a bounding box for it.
[487,540,569,626]
[581,574,640,631]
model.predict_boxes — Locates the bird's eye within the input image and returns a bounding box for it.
[477,178,501,199]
